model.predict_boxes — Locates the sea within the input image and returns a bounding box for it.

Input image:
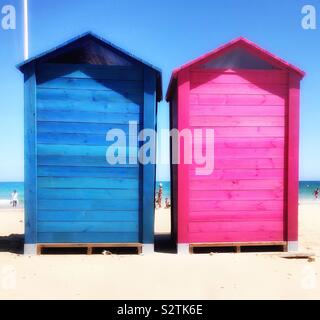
[299,181,320,202]
[0,181,318,208]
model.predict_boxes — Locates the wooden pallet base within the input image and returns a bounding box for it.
[189,242,288,254]
[36,243,143,255]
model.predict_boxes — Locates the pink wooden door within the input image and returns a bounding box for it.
[188,69,288,243]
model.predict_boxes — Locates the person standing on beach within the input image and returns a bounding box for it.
[155,192,158,209]
[157,184,163,208]
[11,190,18,208]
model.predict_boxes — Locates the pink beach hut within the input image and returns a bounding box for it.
[166,38,305,253]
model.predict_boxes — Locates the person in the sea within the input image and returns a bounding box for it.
[157,184,163,208]
[11,190,18,208]
[314,188,319,200]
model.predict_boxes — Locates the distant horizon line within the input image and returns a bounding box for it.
[0,180,320,183]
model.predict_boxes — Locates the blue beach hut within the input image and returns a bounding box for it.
[18,32,162,255]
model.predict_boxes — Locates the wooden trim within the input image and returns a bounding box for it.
[170,92,178,244]
[170,99,175,243]
[24,63,37,245]
[177,69,190,244]
[36,245,42,255]
[287,72,300,242]
[142,67,157,244]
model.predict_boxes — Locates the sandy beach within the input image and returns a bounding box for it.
[0,204,319,300]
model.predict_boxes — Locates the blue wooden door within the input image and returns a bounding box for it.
[35,64,143,243]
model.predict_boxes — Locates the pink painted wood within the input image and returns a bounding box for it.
[190,70,288,85]
[168,38,304,245]
[190,105,286,116]
[189,94,286,106]
[189,211,284,222]
[287,73,301,242]
[212,127,286,138]
[190,83,288,96]
[177,69,190,243]
[189,190,284,201]
[188,231,284,243]
[189,70,286,242]
[190,179,284,191]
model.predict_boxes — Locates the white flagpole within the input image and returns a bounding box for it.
[23,0,29,60]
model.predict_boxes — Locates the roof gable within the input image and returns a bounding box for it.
[46,37,134,66]
[200,47,277,70]
[166,37,305,101]
[18,32,162,101]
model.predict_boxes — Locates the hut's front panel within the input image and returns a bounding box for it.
[35,64,143,243]
[187,69,288,243]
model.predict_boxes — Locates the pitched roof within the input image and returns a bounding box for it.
[166,37,305,101]
[18,31,163,101]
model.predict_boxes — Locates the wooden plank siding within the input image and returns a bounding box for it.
[20,34,162,248]
[177,69,190,243]
[24,64,38,245]
[35,64,144,244]
[287,73,301,242]
[186,69,288,243]
[167,38,304,249]
[142,67,157,244]
[170,90,178,243]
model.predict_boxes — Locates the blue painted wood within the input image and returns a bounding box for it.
[38,199,139,211]
[37,166,139,178]
[37,122,140,135]
[21,33,161,246]
[37,232,139,244]
[38,188,139,200]
[37,155,139,167]
[37,64,143,81]
[37,88,143,104]
[38,177,139,189]
[37,144,137,157]
[37,133,134,146]
[142,67,157,244]
[38,221,139,233]
[37,110,140,124]
[38,100,141,114]
[38,77,143,92]
[38,211,138,222]
[24,64,37,245]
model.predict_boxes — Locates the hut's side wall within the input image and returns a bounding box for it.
[24,64,38,245]
[35,63,145,243]
[142,67,157,244]
[287,72,301,244]
[170,89,178,243]
[186,68,289,243]
[177,70,191,244]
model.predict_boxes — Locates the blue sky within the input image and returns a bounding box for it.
[0,0,319,181]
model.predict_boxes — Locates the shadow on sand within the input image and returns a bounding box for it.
[0,234,176,255]
[0,234,24,254]
[154,234,177,254]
